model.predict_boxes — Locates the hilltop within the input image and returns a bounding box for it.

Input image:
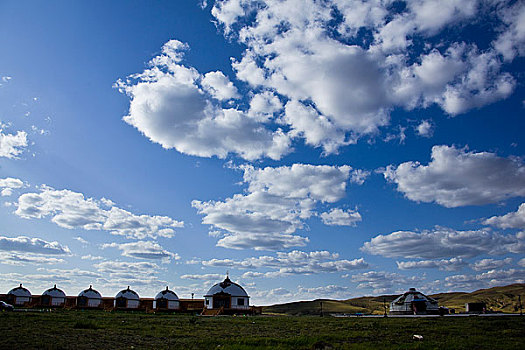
[263,283,525,315]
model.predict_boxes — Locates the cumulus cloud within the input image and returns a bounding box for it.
[206,0,519,153]
[397,258,467,271]
[94,260,161,284]
[362,227,519,259]
[193,163,364,250]
[0,177,24,197]
[434,268,525,291]
[116,39,290,160]
[416,120,433,137]
[0,130,28,159]
[350,270,419,294]
[180,273,223,281]
[201,250,368,278]
[484,203,525,230]
[0,235,70,266]
[320,208,362,226]
[471,258,512,272]
[15,186,183,239]
[384,145,525,207]
[102,241,180,263]
[0,235,70,255]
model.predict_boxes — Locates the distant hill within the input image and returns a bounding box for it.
[262,283,525,315]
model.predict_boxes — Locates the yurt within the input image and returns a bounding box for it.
[7,284,32,306]
[389,287,439,315]
[77,285,102,308]
[204,276,249,311]
[114,286,140,309]
[154,286,180,310]
[41,285,66,307]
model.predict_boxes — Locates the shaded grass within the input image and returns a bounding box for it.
[1,310,524,349]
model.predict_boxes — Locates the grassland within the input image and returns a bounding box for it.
[1,310,524,349]
[264,283,525,315]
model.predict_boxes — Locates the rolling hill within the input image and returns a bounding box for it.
[263,283,525,315]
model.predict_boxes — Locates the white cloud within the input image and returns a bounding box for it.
[484,203,525,230]
[471,258,512,272]
[435,268,525,291]
[384,145,525,207]
[74,237,89,245]
[116,39,291,161]
[416,120,433,137]
[193,163,363,250]
[201,71,240,101]
[362,227,518,259]
[202,250,368,277]
[350,270,419,294]
[493,1,525,61]
[15,186,183,239]
[102,241,180,263]
[94,260,160,282]
[81,255,104,261]
[320,208,362,226]
[208,0,518,154]
[0,253,65,266]
[0,130,28,159]
[518,258,525,267]
[180,273,223,280]
[397,257,467,271]
[0,235,70,255]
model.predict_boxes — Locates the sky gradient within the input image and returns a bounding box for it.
[0,0,524,305]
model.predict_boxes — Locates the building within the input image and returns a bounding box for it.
[389,287,439,315]
[41,285,66,307]
[7,284,32,306]
[77,285,102,308]
[114,286,140,309]
[154,286,179,310]
[465,302,486,313]
[204,276,250,312]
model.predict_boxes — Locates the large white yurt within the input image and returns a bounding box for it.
[154,286,180,310]
[389,287,439,315]
[7,284,32,306]
[114,286,140,309]
[204,276,249,310]
[77,285,102,308]
[42,285,66,307]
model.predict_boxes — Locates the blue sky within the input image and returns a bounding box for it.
[0,0,524,305]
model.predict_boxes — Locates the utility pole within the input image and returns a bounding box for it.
[320,301,323,317]
[383,298,388,317]
[519,295,523,316]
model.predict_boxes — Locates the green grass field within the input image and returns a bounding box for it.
[1,310,524,349]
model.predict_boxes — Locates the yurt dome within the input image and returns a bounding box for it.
[389,287,439,315]
[115,286,140,308]
[77,285,102,308]
[7,284,31,305]
[154,286,180,310]
[42,284,66,306]
[204,276,249,310]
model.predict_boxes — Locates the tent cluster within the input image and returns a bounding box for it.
[3,276,254,314]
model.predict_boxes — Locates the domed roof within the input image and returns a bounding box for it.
[392,288,437,305]
[43,284,66,298]
[8,284,31,297]
[205,276,249,297]
[115,286,139,300]
[78,285,102,299]
[155,286,179,301]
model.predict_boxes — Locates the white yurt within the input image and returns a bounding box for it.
[204,276,249,310]
[42,285,66,307]
[7,284,32,306]
[389,287,439,315]
[77,285,102,308]
[114,286,140,309]
[154,286,180,310]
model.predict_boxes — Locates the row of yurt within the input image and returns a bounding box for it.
[5,284,181,310]
[4,276,257,314]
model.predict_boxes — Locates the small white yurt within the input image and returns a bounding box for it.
[7,284,32,306]
[42,285,66,307]
[154,286,180,310]
[114,286,140,309]
[77,285,102,308]
[204,276,249,310]
[389,287,439,315]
